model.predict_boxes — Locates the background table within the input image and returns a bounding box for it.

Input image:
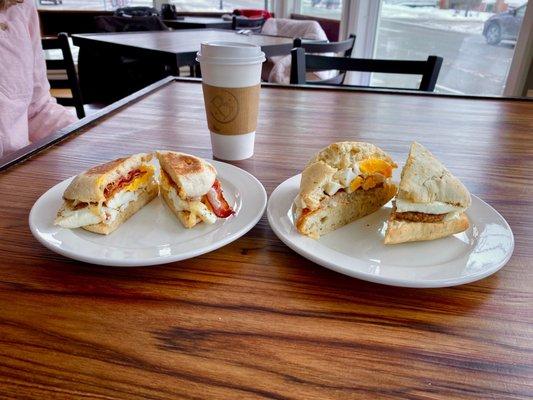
[0,79,532,399]
[73,29,293,66]
[163,17,232,30]
[73,30,293,103]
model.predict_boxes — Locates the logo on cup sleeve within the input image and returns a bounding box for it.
[209,90,239,124]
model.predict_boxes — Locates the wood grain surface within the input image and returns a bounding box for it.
[0,80,532,399]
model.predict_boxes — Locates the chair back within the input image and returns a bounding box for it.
[95,15,168,32]
[42,32,85,119]
[293,34,356,58]
[293,34,356,84]
[290,47,443,92]
[231,16,265,32]
[114,6,159,17]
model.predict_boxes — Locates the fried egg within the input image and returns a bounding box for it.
[167,186,216,224]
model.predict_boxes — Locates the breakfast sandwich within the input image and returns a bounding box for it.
[384,142,471,244]
[156,150,234,228]
[293,142,398,238]
[54,153,158,234]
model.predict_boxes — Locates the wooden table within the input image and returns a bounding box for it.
[163,17,232,30]
[1,78,532,399]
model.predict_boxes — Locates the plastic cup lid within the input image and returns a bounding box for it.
[197,41,266,65]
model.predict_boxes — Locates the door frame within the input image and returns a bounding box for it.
[340,0,381,86]
[504,1,533,97]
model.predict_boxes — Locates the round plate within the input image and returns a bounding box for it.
[30,161,266,267]
[267,175,514,288]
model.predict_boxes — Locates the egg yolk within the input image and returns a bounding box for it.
[362,175,381,190]
[123,165,154,192]
[349,176,364,192]
[359,158,393,178]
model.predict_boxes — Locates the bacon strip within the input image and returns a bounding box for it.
[73,202,89,210]
[206,180,234,218]
[104,169,145,199]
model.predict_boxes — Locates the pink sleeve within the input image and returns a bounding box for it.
[27,2,77,142]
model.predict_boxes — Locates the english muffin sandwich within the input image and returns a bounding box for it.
[384,142,471,244]
[293,142,398,239]
[54,153,158,234]
[156,151,234,228]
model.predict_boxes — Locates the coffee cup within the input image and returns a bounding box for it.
[197,42,265,161]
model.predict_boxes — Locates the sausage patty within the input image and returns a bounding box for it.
[392,206,446,223]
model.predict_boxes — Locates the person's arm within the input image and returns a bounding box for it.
[27,1,77,142]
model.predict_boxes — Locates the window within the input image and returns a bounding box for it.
[35,0,271,11]
[297,0,343,20]
[370,0,528,95]
[168,1,270,12]
[35,0,154,11]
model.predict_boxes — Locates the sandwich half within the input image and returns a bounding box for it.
[54,153,158,234]
[293,142,398,239]
[384,142,471,244]
[156,150,234,228]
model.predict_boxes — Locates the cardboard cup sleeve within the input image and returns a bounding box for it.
[202,83,260,135]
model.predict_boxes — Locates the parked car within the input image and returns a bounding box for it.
[483,4,526,45]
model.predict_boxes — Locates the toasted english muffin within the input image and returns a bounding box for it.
[63,153,153,204]
[55,153,157,234]
[156,150,234,229]
[82,183,158,235]
[156,150,216,199]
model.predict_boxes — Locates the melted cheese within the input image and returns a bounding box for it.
[160,169,172,192]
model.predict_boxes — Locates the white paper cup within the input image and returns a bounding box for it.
[197,42,265,161]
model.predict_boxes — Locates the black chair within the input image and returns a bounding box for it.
[96,6,167,32]
[231,16,265,32]
[290,47,443,91]
[292,34,356,84]
[115,6,159,17]
[94,15,168,32]
[88,11,170,104]
[42,32,85,119]
[293,34,356,57]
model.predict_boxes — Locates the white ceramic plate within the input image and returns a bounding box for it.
[30,161,266,267]
[267,175,514,288]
